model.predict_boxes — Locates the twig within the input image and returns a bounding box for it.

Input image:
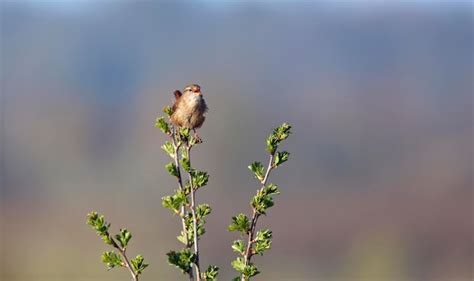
[171,126,194,281]
[107,232,139,281]
[241,153,275,280]
[120,248,139,281]
[171,127,189,243]
[187,145,202,281]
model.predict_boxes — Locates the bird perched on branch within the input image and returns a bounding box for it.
[171,84,208,140]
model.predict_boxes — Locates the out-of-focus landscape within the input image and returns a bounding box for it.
[1,1,472,281]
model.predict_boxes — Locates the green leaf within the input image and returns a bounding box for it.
[266,135,279,155]
[255,229,272,241]
[180,157,192,172]
[185,182,194,196]
[189,204,212,238]
[178,213,195,244]
[196,204,212,219]
[87,212,113,245]
[231,257,259,278]
[161,141,175,158]
[197,223,206,237]
[251,195,273,215]
[251,184,280,215]
[165,162,179,178]
[86,211,100,227]
[179,213,196,242]
[273,123,292,141]
[232,239,245,255]
[228,213,250,233]
[101,251,123,270]
[254,229,273,255]
[262,183,280,196]
[254,240,272,255]
[167,249,196,274]
[231,257,246,273]
[180,147,188,159]
[177,127,191,143]
[177,230,188,245]
[248,162,264,181]
[101,234,113,245]
[190,170,209,188]
[266,123,292,154]
[163,105,174,117]
[202,265,219,281]
[251,193,272,215]
[115,228,132,248]
[131,255,149,275]
[155,117,171,135]
[274,151,290,167]
[87,211,109,234]
[243,263,259,278]
[244,263,260,278]
[162,190,187,214]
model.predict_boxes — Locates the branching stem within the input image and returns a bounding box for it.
[171,127,194,280]
[242,153,275,281]
[187,146,202,281]
[107,233,139,281]
[120,248,139,281]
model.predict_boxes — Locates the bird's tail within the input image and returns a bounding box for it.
[173,90,182,100]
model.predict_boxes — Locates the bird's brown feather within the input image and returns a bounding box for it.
[170,85,207,130]
[173,90,182,100]
[172,90,182,113]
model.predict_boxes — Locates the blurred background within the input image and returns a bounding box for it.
[1,1,472,281]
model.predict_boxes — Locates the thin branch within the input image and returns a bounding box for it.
[107,233,139,281]
[171,127,189,243]
[241,153,275,281]
[170,127,185,214]
[187,145,202,281]
[120,248,139,281]
[262,154,275,185]
[171,126,194,281]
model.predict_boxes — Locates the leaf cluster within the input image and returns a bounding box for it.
[163,105,174,117]
[190,170,209,189]
[253,229,272,255]
[178,203,212,244]
[251,184,280,215]
[87,211,113,245]
[202,265,219,281]
[229,122,292,280]
[166,162,179,178]
[155,117,171,135]
[101,251,123,269]
[176,127,200,146]
[162,190,188,215]
[273,151,290,168]
[115,228,132,249]
[231,257,259,280]
[161,141,175,158]
[266,122,292,154]
[131,255,149,275]
[228,213,250,234]
[167,249,196,274]
[86,212,148,276]
[248,162,264,182]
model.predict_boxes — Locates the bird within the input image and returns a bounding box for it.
[170,84,208,140]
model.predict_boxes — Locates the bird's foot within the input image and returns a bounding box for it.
[193,132,203,144]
